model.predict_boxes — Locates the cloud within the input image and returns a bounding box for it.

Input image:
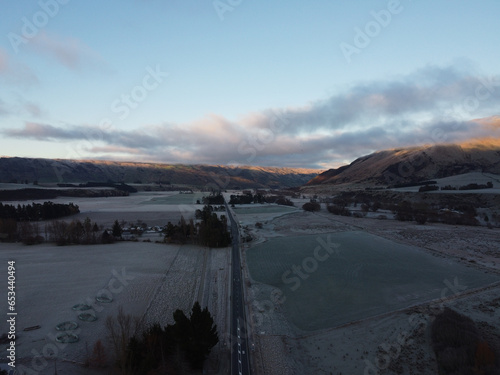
[88,146,143,155]
[0,96,46,118]
[28,32,104,70]
[471,115,500,129]
[4,122,73,140]
[243,65,499,135]
[3,65,500,168]
[22,102,43,117]
[0,48,38,86]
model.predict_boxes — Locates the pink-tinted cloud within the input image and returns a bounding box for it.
[471,116,500,129]
[88,146,142,155]
[3,66,500,168]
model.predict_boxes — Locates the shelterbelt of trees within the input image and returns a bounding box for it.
[0,187,130,201]
[0,201,81,243]
[229,192,294,206]
[161,193,232,247]
[114,302,219,373]
[0,201,89,245]
[164,204,231,248]
[0,201,80,221]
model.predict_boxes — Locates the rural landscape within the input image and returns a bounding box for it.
[0,140,499,374]
[1,2,500,375]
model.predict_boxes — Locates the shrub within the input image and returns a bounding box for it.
[419,185,439,192]
[441,185,457,191]
[371,201,382,212]
[274,197,294,206]
[415,213,428,225]
[395,201,413,221]
[302,202,321,212]
[327,204,351,216]
[360,203,370,212]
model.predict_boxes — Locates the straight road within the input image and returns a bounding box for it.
[225,202,251,375]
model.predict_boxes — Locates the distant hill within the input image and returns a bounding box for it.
[306,141,500,188]
[0,157,321,189]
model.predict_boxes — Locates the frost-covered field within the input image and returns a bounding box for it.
[0,242,179,372]
[0,191,231,374]
[232,207,500,375]
[246,231,498,332]
[0,242,230,375]
[4,191,206,228]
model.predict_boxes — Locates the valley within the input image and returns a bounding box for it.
[0,155,499,374]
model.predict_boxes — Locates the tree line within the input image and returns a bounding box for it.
[229,192,294,206]
[0,188,130,201]
[104,302,219,374]
[46,218,114,246]
[442,181,494,191]
[0,201,79,221]
[163,205,231,247]
[58,181,138,193]
[202,192,225,205]
[0,217,113,246]
[0,201,82,244]
[319,191,497,227]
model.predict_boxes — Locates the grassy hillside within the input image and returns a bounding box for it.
[306,142,500,188]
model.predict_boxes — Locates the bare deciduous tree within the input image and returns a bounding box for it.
[105,306,143,373]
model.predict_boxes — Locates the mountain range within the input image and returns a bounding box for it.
[0,157,320,189]
[306,140,500,188]
[2,140,499,191]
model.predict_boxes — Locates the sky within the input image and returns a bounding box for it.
[0,0,499,170]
